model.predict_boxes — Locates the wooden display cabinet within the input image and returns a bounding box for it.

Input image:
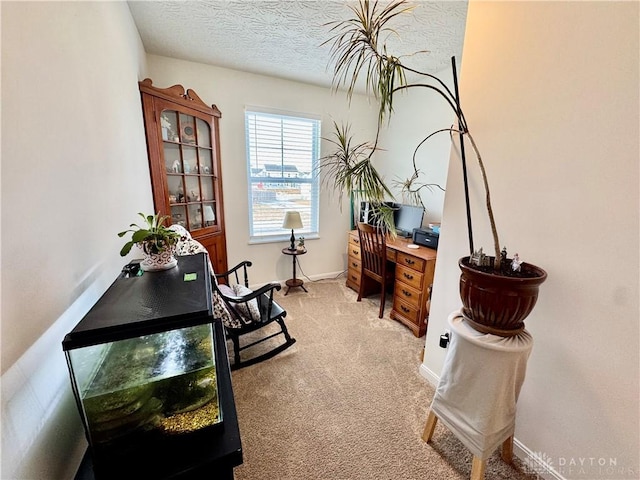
[139,79,227,275]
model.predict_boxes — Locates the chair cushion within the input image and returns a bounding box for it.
[231,284,261,321]
[214,286,242,329]
[217,284,261,325]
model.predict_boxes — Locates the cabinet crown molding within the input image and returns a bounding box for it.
[139,78,221,117]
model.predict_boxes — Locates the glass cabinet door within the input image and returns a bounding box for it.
[160,109,219,234]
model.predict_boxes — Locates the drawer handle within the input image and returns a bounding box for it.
[405,259,415,265]
[352,262,358,267]
[352,249,358,255]
[402,289,412,297]
[404,273,414,280]
[401,305,410,313]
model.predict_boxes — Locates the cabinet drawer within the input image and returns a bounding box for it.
[392,296,420,326]
[347,240,361,259]
[394,282,422,309]
[386,247,396,263]
[396,252,425,272]
[347,267,361,287]
[349,232,361,247]
[396,264,424,291]
[348,255,361,271]
[351,232,395,262]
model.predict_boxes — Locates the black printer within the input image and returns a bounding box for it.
[412,227,439,250]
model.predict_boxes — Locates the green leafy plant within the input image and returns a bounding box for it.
[319,120,392,205]
[118,212,180,257]
[323,0,503,271]
[318,120,402,234]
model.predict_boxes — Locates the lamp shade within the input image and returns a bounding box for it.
[282,211,303,230]
[204,205,216,223]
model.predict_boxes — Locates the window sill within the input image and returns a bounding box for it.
[248,233,319,245]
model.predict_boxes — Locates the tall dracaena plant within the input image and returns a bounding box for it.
[324,0,502,271]
[320,121,391,204]
[319,121,395,228]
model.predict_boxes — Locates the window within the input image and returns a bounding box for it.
[245,108,320,242]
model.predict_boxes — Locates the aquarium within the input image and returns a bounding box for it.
[63,253,226,478]
[67,323,221,450]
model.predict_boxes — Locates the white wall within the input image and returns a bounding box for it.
[1,2,150,478]
[146,55,379,285]
[422,2,639,478]
[376,66,457,225]
[1,13,379,477]
[6,2,636,479]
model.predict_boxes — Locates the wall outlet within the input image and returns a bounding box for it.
[439,330,451,348]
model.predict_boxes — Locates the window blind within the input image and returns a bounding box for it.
[245,109,320,241]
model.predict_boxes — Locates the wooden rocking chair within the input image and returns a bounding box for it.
[214,261,296,370]
[170,225,296,370]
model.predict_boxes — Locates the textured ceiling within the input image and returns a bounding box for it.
[127,0,468,91]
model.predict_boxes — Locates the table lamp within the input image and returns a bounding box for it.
[204,205,216,226]
[282,211,303,251]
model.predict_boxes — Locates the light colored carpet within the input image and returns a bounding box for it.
[228,277,537,480]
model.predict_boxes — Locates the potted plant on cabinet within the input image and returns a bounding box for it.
[321,0,547,336]
[118,212,181,272]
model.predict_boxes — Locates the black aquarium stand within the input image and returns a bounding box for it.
[68,254,242,479]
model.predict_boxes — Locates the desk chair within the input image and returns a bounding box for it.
[356,222,395,318]
[170,225,296,370]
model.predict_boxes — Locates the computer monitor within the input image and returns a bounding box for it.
[359,201,397,226]
[394,204,425,237]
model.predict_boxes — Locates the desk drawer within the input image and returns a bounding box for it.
[396,264,424,291]
[347,267,361,287]
[351,232,395,262]
[349,232,361,247]
[394,282,422,309]
[346,232,361,292]
[348,256,361,272]
[386,247,396,263]
[392,296,420,326]
[348,243,361,259]
[396,252,425,272]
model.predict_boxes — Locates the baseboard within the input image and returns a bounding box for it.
[306,270,346,282]
[418,362,440,387]
[513,438,567,480]
[254,270,346,290]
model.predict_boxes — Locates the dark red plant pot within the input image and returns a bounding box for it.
[458,256,547,337]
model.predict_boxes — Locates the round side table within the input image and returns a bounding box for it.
[281,247,308,295]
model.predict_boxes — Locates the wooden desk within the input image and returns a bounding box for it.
[346,230,437,337]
